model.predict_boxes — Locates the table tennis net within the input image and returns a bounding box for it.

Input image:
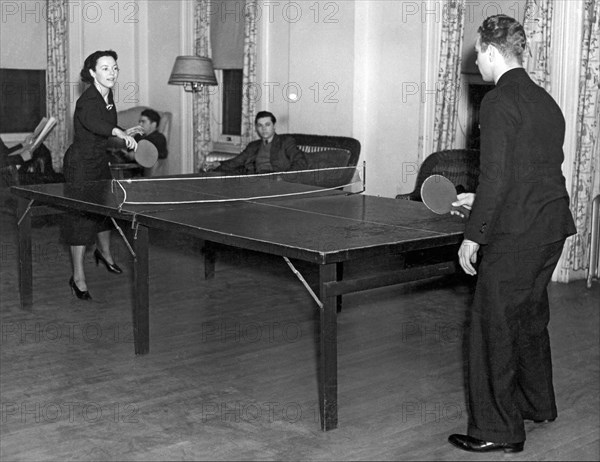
[112,166,363,207]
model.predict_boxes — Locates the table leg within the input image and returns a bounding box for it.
[319,263,338,431]
[133,225,149,354]
[336,262,343,312]
[17,199,33,310]
[204,241,216,280]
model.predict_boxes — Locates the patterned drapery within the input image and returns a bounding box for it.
[564,0,600,278]
[433,0,465,152]
[523,0,553,90]
[240,0,258,148]
[46,0,70,172]
[194,0,212,171]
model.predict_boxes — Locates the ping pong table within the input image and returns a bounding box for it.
[11,174,465,431]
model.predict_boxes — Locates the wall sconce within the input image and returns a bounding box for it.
[168,56,218,92]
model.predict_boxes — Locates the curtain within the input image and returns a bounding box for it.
[563,0,600,279]
[433,0,465,152]
[46,0,70,172]
[522,0,553,90]
[194,0,212,171]
[240,0,258,148]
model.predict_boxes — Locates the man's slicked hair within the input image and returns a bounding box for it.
[255,111,276,124]
[141,109,161,127]
[478,15,527,64]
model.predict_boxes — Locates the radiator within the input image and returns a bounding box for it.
[588,194,600,288]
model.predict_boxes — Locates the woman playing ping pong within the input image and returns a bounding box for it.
[62,50,137,300]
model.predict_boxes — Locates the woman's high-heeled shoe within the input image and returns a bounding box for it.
[94,249,123,274]
[69,277,92,300]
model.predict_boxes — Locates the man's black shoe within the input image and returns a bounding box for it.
[448,434,524,453]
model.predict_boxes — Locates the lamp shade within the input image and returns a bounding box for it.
[168,56,217,91]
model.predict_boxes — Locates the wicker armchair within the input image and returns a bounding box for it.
[207,133,361,188]
[396,149,480,201]
[288,133,361,188]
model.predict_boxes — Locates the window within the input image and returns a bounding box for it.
[221,69,243,136]
[209,0,246,151]
[210,70,244,149]
[0,69,46,133]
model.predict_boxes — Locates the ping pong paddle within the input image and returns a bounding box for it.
[420,174,470,217]
[134,139,158,168]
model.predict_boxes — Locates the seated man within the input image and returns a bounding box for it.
[205,111,307,174]
[125,108,168,160]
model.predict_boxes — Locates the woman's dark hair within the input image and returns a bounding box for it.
[478,15,526,64]
[80,50,118,83]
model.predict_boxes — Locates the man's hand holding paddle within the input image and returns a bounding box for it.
[450,193,475,218]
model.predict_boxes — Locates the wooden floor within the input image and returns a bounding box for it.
[1,211,598,461]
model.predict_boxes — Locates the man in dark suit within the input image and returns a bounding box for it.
[448,15,576,453]
[204,111,307,174]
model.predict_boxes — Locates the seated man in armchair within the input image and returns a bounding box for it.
[124,108,168,160]
[205,111,307,174]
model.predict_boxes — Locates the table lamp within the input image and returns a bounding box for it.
[168,56,217,92]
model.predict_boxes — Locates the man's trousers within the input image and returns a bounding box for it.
[466,239,565,443]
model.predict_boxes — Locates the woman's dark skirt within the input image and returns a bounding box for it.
[60,146,113,246]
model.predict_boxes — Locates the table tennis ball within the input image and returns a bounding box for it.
[288,93,298,101]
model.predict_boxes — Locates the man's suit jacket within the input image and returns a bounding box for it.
[465,68,576,249]
[217,134,307,174]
